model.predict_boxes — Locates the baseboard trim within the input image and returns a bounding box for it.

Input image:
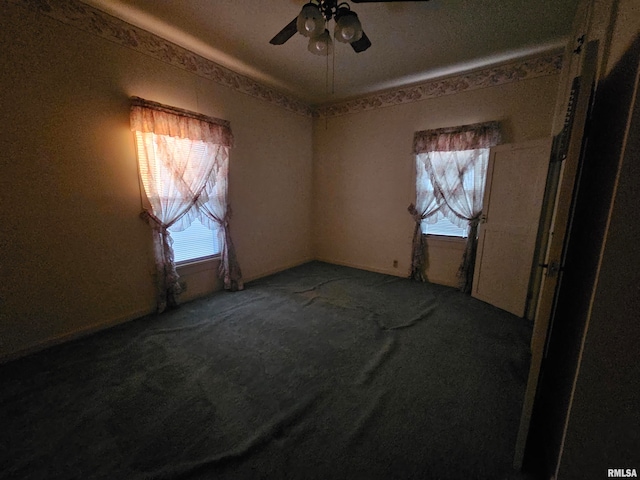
[314,257,407,278]
[425,276,459,288]
[244,257,315,283]
[0,306,154,365]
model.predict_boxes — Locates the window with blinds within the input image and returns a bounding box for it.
[417,148,488,238]
[421,215,468,237]
[169,219,220,264]
[135,131,221,264]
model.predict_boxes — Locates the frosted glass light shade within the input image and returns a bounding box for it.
[307,29,332,56]
[296,3,325,38]
[334,10,363,43]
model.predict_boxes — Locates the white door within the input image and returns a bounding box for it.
[471,138,552,317]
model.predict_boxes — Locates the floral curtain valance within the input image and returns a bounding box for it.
[412,121,502,154]
[130,97,234,147]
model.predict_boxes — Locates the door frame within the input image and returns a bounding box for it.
[513,40,599,470]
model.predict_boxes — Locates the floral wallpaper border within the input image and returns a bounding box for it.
[17,0,563,119]
[315,53,563,118]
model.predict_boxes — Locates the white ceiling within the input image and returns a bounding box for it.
[80,0,580,105]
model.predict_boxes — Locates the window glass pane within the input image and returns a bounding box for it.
[422,215,468,237]
[169,219,220,263]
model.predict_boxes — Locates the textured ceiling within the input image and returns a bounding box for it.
[80,0,580,105]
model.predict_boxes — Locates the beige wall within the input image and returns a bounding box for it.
[0,3,313,359]
[313,74,560,280]
[423,237,467,288]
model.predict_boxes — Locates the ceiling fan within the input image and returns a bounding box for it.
[270,0,431,55]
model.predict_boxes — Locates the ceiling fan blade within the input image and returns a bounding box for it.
[269,17,298,45]
[351,31,371,53]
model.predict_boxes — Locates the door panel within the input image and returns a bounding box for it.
[472,139,552,317]
[474,230,536,316]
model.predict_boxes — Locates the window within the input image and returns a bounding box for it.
[135,131,222,264]
[416,148,490,238]
[131,96,243,311]
[410,121,501,289]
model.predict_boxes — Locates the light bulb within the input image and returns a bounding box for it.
[334,9,363,44]
[304,19,317,34]
[308,29,332,56]
[339,26,355,42]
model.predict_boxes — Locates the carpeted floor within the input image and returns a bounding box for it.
[0,262,532,479]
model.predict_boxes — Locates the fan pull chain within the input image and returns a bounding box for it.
[324,51,329,130]
[326,48,329,94]
[332,43,336,95]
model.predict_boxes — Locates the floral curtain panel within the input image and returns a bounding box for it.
[407,162,440,281]
[198,162,244,292]
[410,121,501,292]
[131,97,242,312]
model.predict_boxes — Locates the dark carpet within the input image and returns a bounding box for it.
[0,262,532,479]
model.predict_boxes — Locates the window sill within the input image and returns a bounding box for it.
[423,234,467,246]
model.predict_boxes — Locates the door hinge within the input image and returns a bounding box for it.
[573,34,586,55]
[539,260,561,278]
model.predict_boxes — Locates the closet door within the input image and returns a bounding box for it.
[471,138,552,317]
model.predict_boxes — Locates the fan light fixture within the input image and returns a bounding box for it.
[271,1,369,56]
[270,0,429,54]
[297,2,362,56]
